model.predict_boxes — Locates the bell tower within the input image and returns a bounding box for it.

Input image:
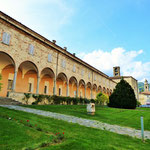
[144,79,149,92]
[113,66,120,77]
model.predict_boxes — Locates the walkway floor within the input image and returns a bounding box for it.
[1,105,150,140]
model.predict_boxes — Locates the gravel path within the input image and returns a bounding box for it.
[1,105,150,140]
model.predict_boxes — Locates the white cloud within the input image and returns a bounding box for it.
[78,48,150,82]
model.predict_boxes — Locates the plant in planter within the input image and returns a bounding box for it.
[22,93,31,104]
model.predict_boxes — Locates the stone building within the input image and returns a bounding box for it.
[110,66,139,100]
[0,11,117,102]
[139,79,150,105]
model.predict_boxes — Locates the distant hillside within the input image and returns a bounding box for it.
[138,82,150,92]
[138,82,144,92]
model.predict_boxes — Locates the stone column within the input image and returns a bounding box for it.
[91,87,93,99]
[76,83,79,97]
[36,76,40,94]
[12,70,18,91]
[53,77,56,95]
[85,85,86,98]
[66,81,69,96]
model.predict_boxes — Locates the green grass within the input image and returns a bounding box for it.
[0,106,150,150]
[23,105,150,131]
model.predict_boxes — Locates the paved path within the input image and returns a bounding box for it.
[1,105,150,140]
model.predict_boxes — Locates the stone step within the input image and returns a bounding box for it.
[0,97,22,105]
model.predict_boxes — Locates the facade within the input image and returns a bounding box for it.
[139,79,150,105]
[0,11,117,101]
[110,67,139,100]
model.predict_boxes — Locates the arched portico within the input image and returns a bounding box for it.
[0,51,16,97]
[98,86,102,94]
[107,88,109,96]
[103,87,106,94]
[86,82,92,99]
[56,72,68,96]
[39,67,55,95]
[69,76,78,97]
[93,84,97,99]
[16,61,39,93]
[79,79,85,98]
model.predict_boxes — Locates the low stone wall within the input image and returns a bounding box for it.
[8,91,36,105]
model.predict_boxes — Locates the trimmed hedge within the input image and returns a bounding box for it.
[28,94,94,105]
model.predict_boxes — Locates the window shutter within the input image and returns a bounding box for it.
[2,32,8,44]
[29,44,34,55]
[6,34,11,45]
[64,60,66,68]
[88,73,90,79]
[73,64,76,72]
[48,54,52,62]
[81,70,84,76]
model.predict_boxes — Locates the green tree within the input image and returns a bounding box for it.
[96,92,109,106]
[108,78,137,109]
[0,74,2,91]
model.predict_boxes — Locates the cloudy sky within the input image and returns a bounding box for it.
[1,0,150,82]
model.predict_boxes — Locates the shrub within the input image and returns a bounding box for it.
[136,101,141,107]
[0,74,2,91]
[108,78,137,109]
[22,93,31,104]
[96,92,109,106]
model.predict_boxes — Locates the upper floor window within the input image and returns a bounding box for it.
[2,32,11,45]
[61,59,66,68]
[94,75,96,81]
[29,44,34,55]
[48,54,52,62]
[73,64,76,72]
[81,70,84,76]
[88,73,91,79]
[99,78,101,82]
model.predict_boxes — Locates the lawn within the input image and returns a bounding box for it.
[0,106,150,150]
[23,105,150,131]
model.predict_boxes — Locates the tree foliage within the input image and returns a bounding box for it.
[0,74,2,91]
[108,78,137,109]
[96,92,109,106]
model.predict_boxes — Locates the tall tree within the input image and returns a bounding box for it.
[108,78,137,109]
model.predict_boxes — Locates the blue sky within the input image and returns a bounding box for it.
[1,0,150,82]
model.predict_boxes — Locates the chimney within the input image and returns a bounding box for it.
[73,53,76,56]
[52,40,56,44]
[64,47,67,51]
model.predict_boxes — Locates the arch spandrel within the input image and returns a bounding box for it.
[40,67,55,79]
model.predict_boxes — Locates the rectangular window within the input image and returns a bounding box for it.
[44,86,47,94]
[48,54,52,62]
[29,44,34,55]
[59,88,61,96]
[61,60,66,68]
[88,73,90,79]
[28,83,32,92]
[73,65,75,72]
[2,32,11,45]
[81,70,84,76]
[7,79,13,90]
